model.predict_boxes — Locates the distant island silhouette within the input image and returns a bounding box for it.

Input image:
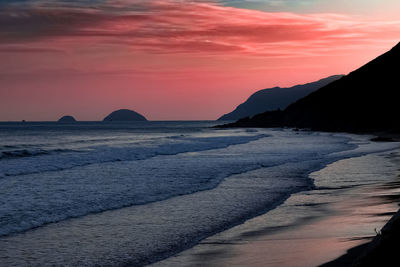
[219,42,400,133]
[58,116,77,122]
[218,75,343,121]
[103,109,147,121]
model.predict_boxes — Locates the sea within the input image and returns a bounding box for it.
[0,121,399,266]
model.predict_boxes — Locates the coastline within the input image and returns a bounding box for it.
[152,146,400,267]
[321,208,400,267]
[320,139,400,267]
[1,129,361,266]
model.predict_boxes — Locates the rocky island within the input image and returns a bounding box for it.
[58,115,77,122]
[103,109,147,122]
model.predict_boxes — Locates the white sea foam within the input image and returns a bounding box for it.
[0,127,355,237]
[0,134,268,178]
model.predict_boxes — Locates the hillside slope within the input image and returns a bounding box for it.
[221,42,400,133]
[218,75,343,121]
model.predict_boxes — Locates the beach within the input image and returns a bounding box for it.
[153,147,400,267]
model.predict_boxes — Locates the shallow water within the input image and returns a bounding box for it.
[155,149,400,267]
[0,122,398,266]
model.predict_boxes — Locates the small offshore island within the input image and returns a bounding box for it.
[57,115,77,123]
[103,109,147,122]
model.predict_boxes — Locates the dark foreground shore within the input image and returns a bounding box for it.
[322,208,400,267]
[321,135,400,267]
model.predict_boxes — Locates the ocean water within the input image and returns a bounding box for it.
[0,121,398,266]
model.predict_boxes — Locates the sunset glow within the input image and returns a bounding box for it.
[1,0,399,120]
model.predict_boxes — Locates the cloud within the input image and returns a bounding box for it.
[0,46,63,53]
[0,0,399,56]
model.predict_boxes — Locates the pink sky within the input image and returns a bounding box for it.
[0,0,399,121]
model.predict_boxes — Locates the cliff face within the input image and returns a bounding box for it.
[221,42,400,133]
[103,109,147,122]
[218,75,343,121]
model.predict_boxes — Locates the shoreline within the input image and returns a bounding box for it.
[321,208,400,267]
[320,142,400,267]
[320,134,400,267]
[1,130,358,266]
[1,131,398,266]
[152,147,400,267]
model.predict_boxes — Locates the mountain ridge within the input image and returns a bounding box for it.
[219,42,400,133]
[218,75,343,121]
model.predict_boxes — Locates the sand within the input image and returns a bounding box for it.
[322,209,400,267]
[153,148,400,267]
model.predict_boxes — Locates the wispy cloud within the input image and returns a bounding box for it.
[0,0,399,56]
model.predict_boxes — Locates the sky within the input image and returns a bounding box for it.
[0,0,399,121]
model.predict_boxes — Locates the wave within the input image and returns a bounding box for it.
[0,134,268,178]
[1,149,49,159]
[0,131,357,238]
[0,148,73,160]
[0,137,138,152]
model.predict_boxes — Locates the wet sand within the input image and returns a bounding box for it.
[321,208,400,267]
[153,149,400,267]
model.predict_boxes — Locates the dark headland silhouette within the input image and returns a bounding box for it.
[58,115,77,122]
[218,75,343,121]
[103,109,147,122]
[220,42,400,133]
